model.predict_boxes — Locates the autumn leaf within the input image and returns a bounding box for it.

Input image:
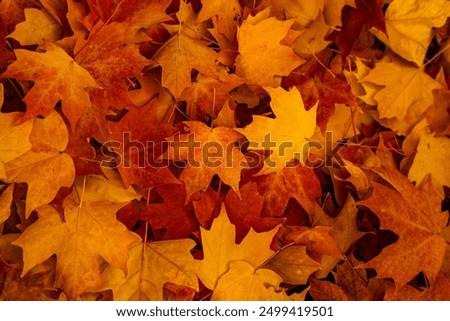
[197,0,241,40]
[224,182,284,243]
[101,238,198,300]
[251,163,321,217]
[74,22,151,109]
[194,204,280,290]
[264,245,322,285]
[0,112,33,179]
[360,57,442,128]
[211,261,288,300]
[235,9,304,87]
[357,171,448,289]
[371,0,450,66]
[163,121,247,200]
[236,86,317,174]
[0,184,14,231]
[154,1,218,99]
[408,130,450,196]
[13,173,140,299]
[8,8,62,46]
[3,111,75,218]
[142,184,199,240]
[1,42,101,128]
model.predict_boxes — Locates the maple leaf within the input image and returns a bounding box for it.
[371,0,450,66]
[74,22,151,109]
[334,0,386,58]
[109,100,180,188]
[312,196,365,278]
[285,226,343,259]
[101,238,198,300]
[163,121,247,200]
[261,0,323,28]
[8,8,62,46]
[235,9,304,87]
[408,130,450,195]
[1,43,101,128]
[211,261,288,300]
[335,256,385,300]
[323,0,356,27]
[357,170,448,289]
[197,0,241,40]
[194,204,280,290]
[3,111,75,218]
[224,182,284,243]
[0,184,14,230]
[360,57,441,133]
[384,272,450,300]
[141,184,199,240]
[264,245,322,285]
[13,172,140,299]
[236,86,317,174]
[309,277,350,300]
[153,1,218,99]
[251,163,321,217]
[0,112,33,179]
[180,72,243,120]
[192,187,221,229]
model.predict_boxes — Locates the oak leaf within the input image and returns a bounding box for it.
[236,87,317,174]
[4,111,75,218]
[235,9,304,87]
[194,204,280,290]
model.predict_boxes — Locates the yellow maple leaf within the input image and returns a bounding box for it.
[371,0,450,66]
[194,204,280,290]
[408,131,450,196]
[102,238,198,300]
[211,261,288,300]
[0,184,14,231]
[13,173,140,299]
[8,8,62,46]
[236,86,317,175]
[235,9,304,87]
[196,0,241,40]
[360,57,441,134]
[154,1,218,99]
[4,111,75,217]
[0,112,33,179]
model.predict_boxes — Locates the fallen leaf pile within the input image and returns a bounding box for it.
[0,0,449,301]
